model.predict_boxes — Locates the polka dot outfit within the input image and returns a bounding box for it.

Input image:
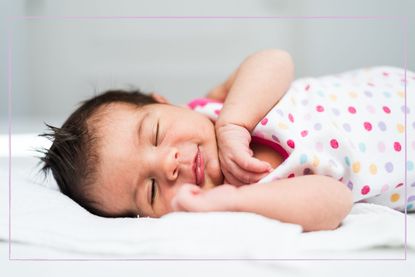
[188,66,415,212]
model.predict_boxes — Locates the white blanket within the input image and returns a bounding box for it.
[0,134,414,259]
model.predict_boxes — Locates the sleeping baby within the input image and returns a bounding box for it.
[39,49,415,232]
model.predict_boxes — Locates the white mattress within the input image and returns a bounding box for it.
[1,134,414,276]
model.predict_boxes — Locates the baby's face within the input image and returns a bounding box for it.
[90,102,223,217]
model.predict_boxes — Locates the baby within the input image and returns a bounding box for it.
[40,49,414,232]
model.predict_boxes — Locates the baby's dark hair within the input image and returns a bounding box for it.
[38,89,158,217]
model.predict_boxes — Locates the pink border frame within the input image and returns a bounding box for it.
[6,15,409,261]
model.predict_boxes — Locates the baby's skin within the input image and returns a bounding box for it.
[92,50,353,231]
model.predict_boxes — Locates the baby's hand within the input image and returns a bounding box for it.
[171,184,237,212]
[216,123,272,186]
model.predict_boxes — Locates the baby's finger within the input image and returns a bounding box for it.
[226,161,270,184]
[233,151,272,173]
[221,167,247,187]
[171,184,202,211]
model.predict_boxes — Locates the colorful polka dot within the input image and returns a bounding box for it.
[300,154,308,164]
[344,156,351,166]
[383,91,391,98]
[358,143,366,152]
[347,181,354,190]
[288,173,295,178]
[316,105,324,112]
[287,139,295,149]
[385,162,394,173]
[408,195,415,202]
[390,193,400,202]
[329,94,337,101]
[394,142,402,152]
[383,106,391,113]
[397,123,404,133]
[378,141,385,152]
[369,164,378,175]
[278,122,288,129]
[366,105,375,114]
[261,118,268,125]
[381,184,389,193]
[330,139,339,149]
[303,168,312,175]
[361,185,370,195]
[401,105,410,114]
[352,162,361,173]
[378,121,387,131]
[276,109,284,117]
[349,91,358,98]
[348,106,356,114]
[329,159,338,168]
[364,122,373,131]
[332,108,340,116]
[407,161,414,171]
[290,97,297,106]
[312,156,320,167]
[364,90,373,97]
[315,142,324,152]
[343,123,351,132]
[301,99,309,106]
[314,123,322,131]
[288,113,294,123]
[271,135,280,142]
[300,130,308,137]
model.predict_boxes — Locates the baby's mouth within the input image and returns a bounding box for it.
[193,145,205,187]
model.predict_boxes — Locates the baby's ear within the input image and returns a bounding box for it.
[150,92,170,104]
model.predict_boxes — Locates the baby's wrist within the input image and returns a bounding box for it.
[215,119,249,133]
[227,185,241,212]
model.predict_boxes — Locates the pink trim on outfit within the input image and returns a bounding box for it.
[251,136,289,160]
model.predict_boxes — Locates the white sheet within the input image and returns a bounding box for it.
[0,134,414,259]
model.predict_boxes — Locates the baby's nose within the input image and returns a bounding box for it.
[163,148,179,181]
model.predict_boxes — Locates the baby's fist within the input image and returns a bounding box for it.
[171,184,237,212]
[215,123,272,186]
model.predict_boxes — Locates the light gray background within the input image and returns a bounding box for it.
[1,0,414,133]
[1,1,415,276]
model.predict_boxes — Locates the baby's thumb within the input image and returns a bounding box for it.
[171,184,202,211]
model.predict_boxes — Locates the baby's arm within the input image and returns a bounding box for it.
[214,49,294,131]
[232,176,353,231]
[172,175,353,232]
[212,49,294,185]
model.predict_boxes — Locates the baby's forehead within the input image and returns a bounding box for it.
[88,102,141,130]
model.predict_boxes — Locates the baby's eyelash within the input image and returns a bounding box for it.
[155,121,159,146]
[151,179,157,205]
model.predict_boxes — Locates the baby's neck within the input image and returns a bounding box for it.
[250,141,284,169]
